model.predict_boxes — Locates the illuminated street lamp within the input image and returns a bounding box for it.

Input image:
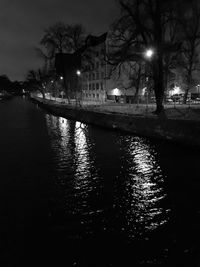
[144,49,154,111]
[60,76,63,80]
[144,49,154,59]
[76,70,81,76]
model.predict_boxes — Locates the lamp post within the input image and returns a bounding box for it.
[197,84,200,97]
[76,70,81,106]
[144,49,154,113]
[144,49,154,59]
[76,70,81,76]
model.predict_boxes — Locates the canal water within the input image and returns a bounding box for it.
[0,97,200,266]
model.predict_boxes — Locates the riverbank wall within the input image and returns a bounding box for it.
[31,96,200,148]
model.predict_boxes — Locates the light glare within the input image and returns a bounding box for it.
[76,70,81,76]
[145,49,154,58]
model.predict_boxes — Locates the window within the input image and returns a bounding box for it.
[96,72,99,80]
[96,83,99,90]
[96,62,99,69]
[92,84,95,90]
[101,72,104,79]
[89,84,91,90]
[97,93,99,98]
[93,94,95,98]
[92,72,95,80]
[100,82,103,90]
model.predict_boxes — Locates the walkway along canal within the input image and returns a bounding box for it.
[31,96,200,148]
[0,96,200,266]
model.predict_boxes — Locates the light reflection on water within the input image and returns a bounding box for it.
[45,114,169,239]
[117,136,169,237]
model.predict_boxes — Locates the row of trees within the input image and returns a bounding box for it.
[108,0,200,113]
[26,22,85,100]
[26,0,200,114]
[0,75,22,95]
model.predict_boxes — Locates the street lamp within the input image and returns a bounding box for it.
[76,70,81,76]
[60,76,63,80]
[144,48,154,112]
[144,49,154,59]
[76,70,81,105]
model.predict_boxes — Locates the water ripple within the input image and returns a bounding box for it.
[45,114,170,240]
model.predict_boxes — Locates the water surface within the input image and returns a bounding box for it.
[0,97,200,266]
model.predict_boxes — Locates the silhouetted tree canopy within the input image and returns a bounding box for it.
[108,0,198,113]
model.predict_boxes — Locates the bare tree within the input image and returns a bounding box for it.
[110,61,146,103]
[35,47,55,73]
[26,69,54,99]
[108,0,185,114]
[37,22,85,102]
[66,24,86,52]
[40,22,69,55]
[178,1,200,103]
[39,22,85,57]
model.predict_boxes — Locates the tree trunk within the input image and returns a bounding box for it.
[38,88,45,99]
[154,82,165,114]
[153,58,165,114]
[183,88,188,104]
[63,77,71,104]
[133,66,141,104]
[133,83,140,103]
[183,72,192,104]
[133,89,139,103]
[153,1,165,115]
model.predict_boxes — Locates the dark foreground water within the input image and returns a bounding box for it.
[0,97,200,266]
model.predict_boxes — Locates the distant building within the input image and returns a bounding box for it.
[54,33,154,104]
[80,33,108,103]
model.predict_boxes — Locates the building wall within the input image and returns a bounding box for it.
[81,42,107,103]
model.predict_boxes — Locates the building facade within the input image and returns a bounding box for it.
[80,33,108,103]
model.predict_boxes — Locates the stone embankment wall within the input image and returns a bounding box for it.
[31,97,200,148]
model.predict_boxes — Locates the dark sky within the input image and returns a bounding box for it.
[0,0,118,81]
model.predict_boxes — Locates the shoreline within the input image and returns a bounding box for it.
[30,96,200,148]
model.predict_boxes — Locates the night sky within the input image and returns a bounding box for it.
[0,0,118,81]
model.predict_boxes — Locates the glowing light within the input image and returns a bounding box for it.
[60,76,63,80]
[76,70,81,76]
[145,49,154,58]
[112,88,121,96]
[170,86,183,96]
